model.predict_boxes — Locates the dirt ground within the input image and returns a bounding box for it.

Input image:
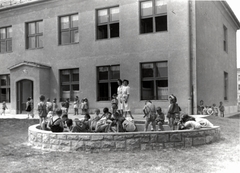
[0,115,239,173]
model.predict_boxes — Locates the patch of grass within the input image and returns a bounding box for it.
[0,116,239,173]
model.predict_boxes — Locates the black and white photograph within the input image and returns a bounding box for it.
[0,0,239,172]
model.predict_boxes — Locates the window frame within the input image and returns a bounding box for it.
[26,20,43,50]
[139,0,168,34]
[140,61,168,100]
[223,25,228,53]
[58,13,79,45]
[0,26,12,53]
[224,71,228,101]
[59,68,79,102]
[0,74,11,103]
[97,65,120,101]
[96,6,120,40]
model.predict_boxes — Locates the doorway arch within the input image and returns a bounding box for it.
[16,79,33,114]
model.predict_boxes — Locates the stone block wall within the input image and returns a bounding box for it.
[28,124,221,152]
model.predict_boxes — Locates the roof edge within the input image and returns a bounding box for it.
[8,61,51,70]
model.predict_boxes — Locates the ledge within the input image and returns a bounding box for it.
[28,124,221,152]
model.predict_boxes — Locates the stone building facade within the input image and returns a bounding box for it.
[0,0,239,115]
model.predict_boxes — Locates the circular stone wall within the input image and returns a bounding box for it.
[28,124,220,152]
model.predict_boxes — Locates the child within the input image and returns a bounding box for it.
[202,106,208,115]
[178,114,196,130]
[197,100,204,114]
[25,97,32,118]
[212,103,219,116]
[52,98,58,114]
[122,117,136,132]
[72,118,88,132]
[65,119,73,132]
[219,101,225,117]
[81,98,89,115]
[111,94,118,114]
[143,100,156,131]
[167,94,181,130]
[113,112,125,132]
[155,107,165,131]
[75,96,80,115]
[65,98,70,113]
[37,95,48,125]
[29,97,34,118]
[207,106,214,115]
[41,111,53,131]
[95,108,112,132]
[73,100,78,115]
[61,102,67,114]
[61,113,68,129]
[1,101,8,115]
[183,121,201,130]
[46,98,53,113]
[48,108,64,132]
[89,109,101,131]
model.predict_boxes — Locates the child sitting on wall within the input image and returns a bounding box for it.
[89,109,102,131]
[143,100,157,131]
[95,107,112,132]
[155,107,165,131]
[48,108,64,132]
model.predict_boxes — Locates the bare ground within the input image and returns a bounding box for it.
[0,115,239,173]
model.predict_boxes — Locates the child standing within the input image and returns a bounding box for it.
[65,98,70,113]
[52,98,58,114]
[37,95,48,126]
[1,101,8,115]
[73,100,78,115]
[26,97,32,119]
[219,101,225,117]
[61,102,67,114]
[81,98,89,115]
[143,100,156,131]
[207,106,214,115]
[155,107,165,131]
[122,79,134,119]
[46,98,53,113]
[111,94,118,114]
[212,103,219,116]
[167,94,181,130]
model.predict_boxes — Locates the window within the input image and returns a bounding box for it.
[224,72,228,100]
[60,69,79,101]
[223,25,227,52]
[26,21,43,49]
[59,14,79,45]
[0,26,12,53]
[0,75,10,102]
[141,61,168,100]
[238,84,240,90]
[97,6,119,39]
[140,0,167,34]
[238,75,240,81]
[97,65,120,101]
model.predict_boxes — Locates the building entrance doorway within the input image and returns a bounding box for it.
[16,80,33,114]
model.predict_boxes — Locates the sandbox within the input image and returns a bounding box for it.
[28,122,220,152]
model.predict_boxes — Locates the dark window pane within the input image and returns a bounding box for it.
[110,7,119,22]
[6,40,12,52]
[72,84,79,91]
[36,36,43,48]
[142,63,154,78]
[71,30,79,43]
[0,28,6,39]
[61,70,70,82]
[28,37,36,49]
[0,41,6,53]
[28,23,35,35]
[110,23,119,38]
[61,16,69,29]
[0,76,7,86]
[98,67,108,80]
[61,31,70,44]
[72,73,79,81]
[141,1,153,17]
[157,80,168,100]
[7,27,12,38]
[141,81,154,100]
[156,15,167,32]
[99,83,109,101]
[97,25,108,39]
[62,85,70,91]
[110,66,120,79]
[111,82,118,97]
[98,9,108,24]
[37,21,43,33]
[141,18,153,33]
[0,88,7,102]
[155,0,167,14]
[156,62,168,77]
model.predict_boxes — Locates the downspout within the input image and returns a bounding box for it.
[188,0,193,115]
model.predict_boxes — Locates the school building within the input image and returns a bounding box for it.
[237,68,240,111]
[0,0,239,115]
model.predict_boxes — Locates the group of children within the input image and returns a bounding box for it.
[198,100,225,117]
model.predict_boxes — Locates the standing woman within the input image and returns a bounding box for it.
[117,79,123,116]
[26,97,32,119]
